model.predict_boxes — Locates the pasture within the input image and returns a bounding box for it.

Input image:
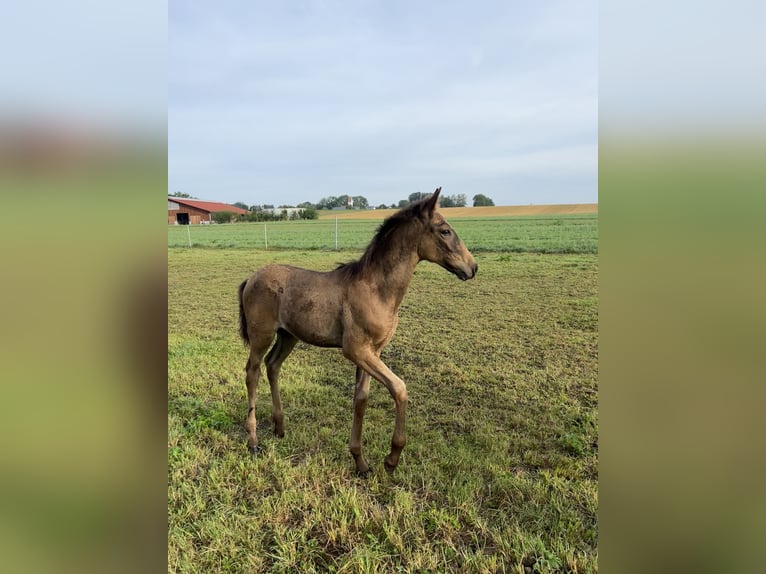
[168,213,598,254]
[168,213,598,572]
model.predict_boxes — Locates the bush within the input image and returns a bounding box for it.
[211,210,236,224]
[472,194,495,207]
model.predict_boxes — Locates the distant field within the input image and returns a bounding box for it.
[320,203,598,221]
[168,212,598,254]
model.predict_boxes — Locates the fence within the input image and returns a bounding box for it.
[168,219,378,251]
[167,215,599,254]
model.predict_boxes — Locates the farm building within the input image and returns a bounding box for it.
[262,207,304,218]
[168,197,249,224]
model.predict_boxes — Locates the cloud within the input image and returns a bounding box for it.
[169,1,597,205]
[423,144,598,177]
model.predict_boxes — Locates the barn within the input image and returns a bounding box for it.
[168,197,249,224]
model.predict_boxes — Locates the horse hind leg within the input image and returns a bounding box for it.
[245,330,276,455]
[265,328,298,438]
[349,366,372,475]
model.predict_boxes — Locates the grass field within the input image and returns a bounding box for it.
[168,213,598,573]
[168,213,597,254]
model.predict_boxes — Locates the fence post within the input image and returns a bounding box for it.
[335,217,338,250]
[187,224,191,248]
[264,223,268,249]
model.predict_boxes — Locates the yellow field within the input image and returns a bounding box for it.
[319,203,598,220]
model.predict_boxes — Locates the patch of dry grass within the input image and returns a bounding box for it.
[319,204,598,220]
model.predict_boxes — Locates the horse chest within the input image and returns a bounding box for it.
[368,314,399,349]
[383,315,399,345]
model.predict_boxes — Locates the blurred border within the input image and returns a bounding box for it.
[3,1,765,572]
[600,1,766,572]
[1,3,167,573]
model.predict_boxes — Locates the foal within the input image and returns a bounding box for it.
[237,188,477,473]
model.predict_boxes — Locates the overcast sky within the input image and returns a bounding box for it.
[169,1,597,207]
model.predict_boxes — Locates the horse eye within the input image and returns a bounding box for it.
[440,229,452,237]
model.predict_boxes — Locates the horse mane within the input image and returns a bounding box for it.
[335,198,429,280]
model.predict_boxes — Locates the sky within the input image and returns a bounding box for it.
[2,2,166,129]
[169,1,597,207]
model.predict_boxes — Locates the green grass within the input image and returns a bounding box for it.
[168,214,598,254]
[168,246,598,573]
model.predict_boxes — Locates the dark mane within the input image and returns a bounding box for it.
[335,199,427,279]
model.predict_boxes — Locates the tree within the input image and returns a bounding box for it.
[441,195,456,208]
[315,196,344,210]
[233,201,249,210]
[314,195,368,209]
[170,191,196,198]
[376,204,389,210]
[398,199,409,208]
[211,210,236,224]
[439,194,468,208]
[472,194,495,207]
[408,191,427,204]
[299,207,318,219]
[352,196,369,209]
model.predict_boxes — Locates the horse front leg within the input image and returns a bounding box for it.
[349,351,408,473]
[349,366,371,475]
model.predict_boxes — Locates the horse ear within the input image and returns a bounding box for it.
[423,187,441,217]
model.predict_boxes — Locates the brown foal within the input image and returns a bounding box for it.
[237,188,477,473]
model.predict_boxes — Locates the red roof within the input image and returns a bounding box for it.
[169,197,249,215]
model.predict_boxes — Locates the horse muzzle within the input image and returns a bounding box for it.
[453,261,478,281]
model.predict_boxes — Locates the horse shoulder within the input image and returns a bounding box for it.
[344,281,399,347]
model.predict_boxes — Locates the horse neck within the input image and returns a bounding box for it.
[378,249,419,307]
[361,224,421,307]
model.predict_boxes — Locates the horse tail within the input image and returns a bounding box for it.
[238,279,249,346]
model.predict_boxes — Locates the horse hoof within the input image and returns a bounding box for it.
[355,467,373,478]
[274,430,285,438]
[248,444,260,456]
[383,460,397,474]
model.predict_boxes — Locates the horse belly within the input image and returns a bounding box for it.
[279,291,343,348]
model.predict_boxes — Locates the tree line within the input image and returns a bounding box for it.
[231,192,495,214]
[171,191,496,223]
[221,205,319,223]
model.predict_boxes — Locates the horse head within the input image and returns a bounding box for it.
[415,188,478,281]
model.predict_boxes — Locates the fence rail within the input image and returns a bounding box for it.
[168,214,598,254]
